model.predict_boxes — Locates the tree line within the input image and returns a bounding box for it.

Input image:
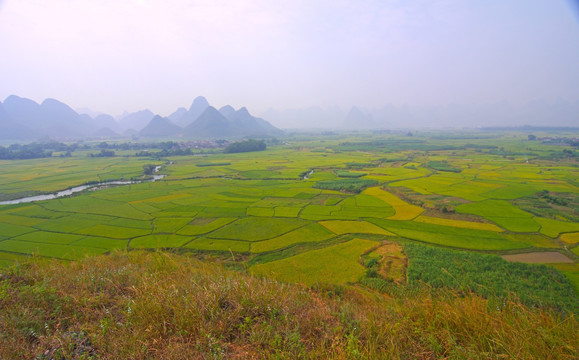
[224,139,266,153]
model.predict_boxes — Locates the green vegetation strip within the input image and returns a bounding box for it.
[196,162,231,167]
[404,243,577,311]
[313,179,378,193]
[335,170,367,178]
[428,161,461,173]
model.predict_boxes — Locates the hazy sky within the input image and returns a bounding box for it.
[0,0,578,116]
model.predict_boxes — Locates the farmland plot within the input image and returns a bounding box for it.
[251,238,378,285]
[0,132,577,302]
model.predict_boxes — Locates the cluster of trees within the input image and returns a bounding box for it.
[427,160,461,173]
[537,190,569,206]
[224,139,266,153]
[537,148,576,161]
[313,178,378,193]
[97,141,178,151]
[0,141,78,160]
[335,170,367,178]
[88,149,115,157]
[136,148,221,158]
[142,164,157,175]
[155,148,195,157]
[0,139,277,160]
[562,149,576,157]
[0,146,52,160]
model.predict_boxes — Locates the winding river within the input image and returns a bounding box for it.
[0,167,166,206]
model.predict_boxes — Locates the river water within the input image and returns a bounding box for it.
[302,170,314,180]
[0,167,166,206]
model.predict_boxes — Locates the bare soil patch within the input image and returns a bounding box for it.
[371,242,407,283]
[502,252,573,264]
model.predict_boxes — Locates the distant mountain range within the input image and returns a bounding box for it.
[139,115,181,138]
[172,97,282,139]
[4,94,573,140]
[262,99,579,129]
[0,95,282,141]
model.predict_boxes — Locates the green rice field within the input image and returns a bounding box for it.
[0,131,577,309]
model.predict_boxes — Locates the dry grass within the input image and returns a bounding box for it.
[0,251,576,359]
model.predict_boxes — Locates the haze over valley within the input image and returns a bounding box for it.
[1,0,577,134]
[1,93,577,142]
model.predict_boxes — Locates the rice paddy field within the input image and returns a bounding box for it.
[0,131,578,311]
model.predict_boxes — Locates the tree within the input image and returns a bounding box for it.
[143,164,156,175]
[224,139,266,153]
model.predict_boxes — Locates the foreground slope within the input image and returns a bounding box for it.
[0,251,576,359]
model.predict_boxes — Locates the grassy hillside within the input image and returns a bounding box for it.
[0,251,577,359]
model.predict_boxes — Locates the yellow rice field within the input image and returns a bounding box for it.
[319,220,395,236]
[414,216,504,232]
[363,187,424,220]
[560,232,579,244]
